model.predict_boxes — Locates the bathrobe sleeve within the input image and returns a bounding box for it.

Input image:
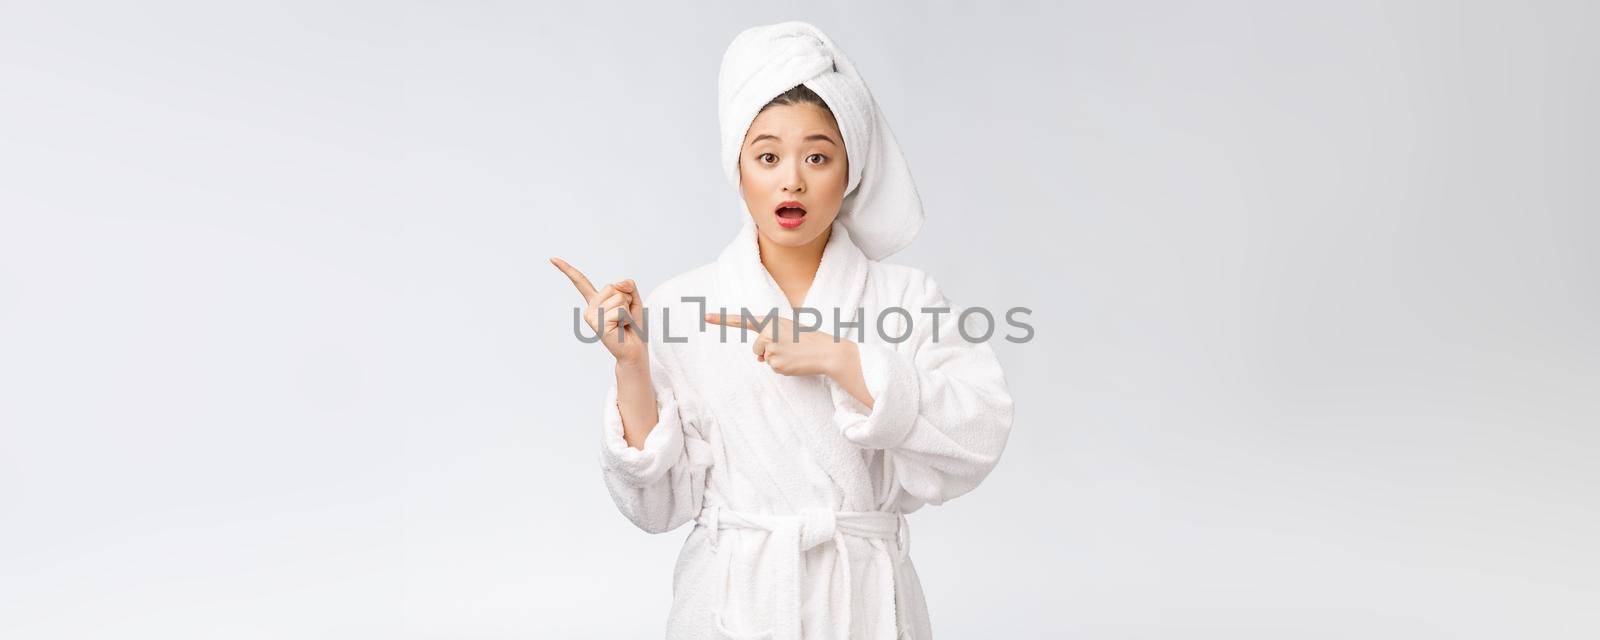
[822,270,1016,506]
[597,327,714,534]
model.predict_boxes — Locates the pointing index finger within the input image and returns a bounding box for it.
[549,257,599,302]
[703,312,745,329]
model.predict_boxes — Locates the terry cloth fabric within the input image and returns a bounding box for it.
[717,20,925,261]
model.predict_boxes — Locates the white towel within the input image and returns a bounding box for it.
[718,20,925,261]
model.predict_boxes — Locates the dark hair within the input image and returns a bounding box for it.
[759,84,840,128]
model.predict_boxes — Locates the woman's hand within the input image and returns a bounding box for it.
[704,312,847,376]
[704,312,874,407]
[551,257,646,366]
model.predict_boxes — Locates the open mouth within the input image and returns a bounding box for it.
[775,201,807,229]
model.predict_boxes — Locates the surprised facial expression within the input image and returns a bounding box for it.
[738,103,849,250]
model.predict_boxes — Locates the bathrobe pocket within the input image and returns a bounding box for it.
[702,526,776,640]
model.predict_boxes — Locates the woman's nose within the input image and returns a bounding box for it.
[782,160,805,192]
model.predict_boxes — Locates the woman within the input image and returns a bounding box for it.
[551,21,1015,640]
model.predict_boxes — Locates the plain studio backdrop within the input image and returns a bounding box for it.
[1,1,1595,638]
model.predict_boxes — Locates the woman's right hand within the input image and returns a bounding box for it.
[550,257,647,365]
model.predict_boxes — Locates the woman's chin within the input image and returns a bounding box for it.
[758,223,827,247]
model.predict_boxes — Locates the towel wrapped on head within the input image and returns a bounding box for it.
[718,21,924,261]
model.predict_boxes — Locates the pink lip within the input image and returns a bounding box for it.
[775,200,807,229]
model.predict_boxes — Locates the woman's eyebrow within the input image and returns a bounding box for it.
[749,133,839,147]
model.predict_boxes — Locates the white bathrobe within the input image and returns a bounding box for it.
[597,218,1015,639]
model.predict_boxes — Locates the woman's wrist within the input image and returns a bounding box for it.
[616,352,650,374]
[824,339,875,409]
[826,340,859,381]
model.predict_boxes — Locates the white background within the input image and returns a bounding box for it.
[2,1,1596,638]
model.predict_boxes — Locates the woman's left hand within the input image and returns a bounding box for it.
[703,312,857,378]
[705,311,876,409]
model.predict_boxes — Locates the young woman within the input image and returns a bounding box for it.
[551,21,1015,640]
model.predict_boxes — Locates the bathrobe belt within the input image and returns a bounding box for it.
[696,504,911,640]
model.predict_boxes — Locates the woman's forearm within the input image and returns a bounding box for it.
[827,341,876,410]
[615,357,659,450]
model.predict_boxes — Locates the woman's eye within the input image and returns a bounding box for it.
[758,152,776,164]
[807,154,826,165]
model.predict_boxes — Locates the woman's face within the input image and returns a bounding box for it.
[738,102,849,250]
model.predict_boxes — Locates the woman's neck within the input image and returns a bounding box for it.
[756,223,831,310]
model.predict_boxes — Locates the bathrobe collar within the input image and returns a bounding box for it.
[714,217,871,322]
